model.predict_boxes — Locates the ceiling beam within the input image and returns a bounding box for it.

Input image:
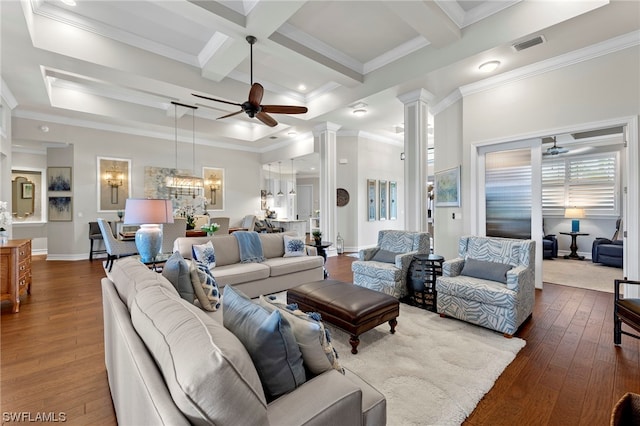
[385,1,461,48]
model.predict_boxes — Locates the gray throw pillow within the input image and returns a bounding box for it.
[460,257,512,284]
[372,249,399,264]
[223,285,306,399]
[161,251,195,302]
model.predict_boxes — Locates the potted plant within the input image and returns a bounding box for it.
[312,230,322,245]
[201,223,220,236]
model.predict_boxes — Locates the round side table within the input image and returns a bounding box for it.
[406,254,444,311]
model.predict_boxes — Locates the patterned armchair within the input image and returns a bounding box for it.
[351,230,431,298]
[436,236,536,337]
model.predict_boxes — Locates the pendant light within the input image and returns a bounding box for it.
[277,161,284,197]
[165,101,203,198]
[267,163,273,198]
[289,158,296,196]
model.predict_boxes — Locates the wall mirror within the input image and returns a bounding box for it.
[12,176,35,218]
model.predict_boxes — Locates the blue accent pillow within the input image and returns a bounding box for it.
[371,249,399,264]
[283,235,306,257]
[188,260,221,311]
[161,251,195,302]
[192,241,216,269]
[223,285,305,399]
[460,258,512,284]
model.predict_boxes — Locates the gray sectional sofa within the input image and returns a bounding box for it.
[102,257,387,425]
[173,231,324,298]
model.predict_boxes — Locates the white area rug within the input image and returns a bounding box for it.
[543,258,622,293]
[326,303,526,426]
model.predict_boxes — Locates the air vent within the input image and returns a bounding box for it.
[572,126,624,140]
[512,35,545,52]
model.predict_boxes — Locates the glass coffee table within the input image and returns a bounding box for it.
[133,253,172,271]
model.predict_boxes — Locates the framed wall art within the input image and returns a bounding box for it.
[435,166,461,207]
[47,167,72,192]
[203,167,225,210]
[367,179,376,221]
[48,196,72,221]
[389,181,397,220]
[379,180,388,220]
[21,182,34,199]
[98,157,131,212]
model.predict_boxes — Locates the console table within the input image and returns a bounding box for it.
[1,239,32,313]
[560,232,589,260]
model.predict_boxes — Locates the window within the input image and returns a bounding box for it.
[542,152,619,216]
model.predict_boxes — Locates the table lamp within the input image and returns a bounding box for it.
[564,207,585,232]
[124,199,173,262]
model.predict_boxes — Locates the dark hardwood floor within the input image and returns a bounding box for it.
[1,254,638,425]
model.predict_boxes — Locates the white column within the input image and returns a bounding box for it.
[398,89,432,232]
[313,122,341,247]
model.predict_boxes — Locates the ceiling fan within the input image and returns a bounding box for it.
[192,36,308,127]
[543,136,569,156]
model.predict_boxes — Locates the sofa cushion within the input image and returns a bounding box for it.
[211,262,271,286]
[259,296,343,376]
[283,235,307,257]
[260,232,291,259]
[188,259,221,311]
[223,285,306,399]
[263,256,324,277]
[460,258,512,284]
[161,251,195,302]
[371,249,399,264]
[109,257,178,310]
[131,285,268,425]
[191,240,216,269]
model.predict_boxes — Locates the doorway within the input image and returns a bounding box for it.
[297,185,313,234]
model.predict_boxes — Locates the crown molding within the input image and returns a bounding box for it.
[431,89,462,116]
[2,79,18,109]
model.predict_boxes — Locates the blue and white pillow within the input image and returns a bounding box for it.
[192,241,216,269]
[283,235,306,258]
[188,260,221,311]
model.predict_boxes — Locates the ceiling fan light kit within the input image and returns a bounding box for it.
[192,36,307,127]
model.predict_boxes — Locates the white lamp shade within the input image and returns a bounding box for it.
[123,199,174,225]
[564,208,585,219]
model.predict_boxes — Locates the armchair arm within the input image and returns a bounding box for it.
[443,258,465,277]
[267,370,362,426]
[358,247,378,261]
[593,237,613,246]
[615,279,640,302]
[396,251,418,270]
[506,265,531,291]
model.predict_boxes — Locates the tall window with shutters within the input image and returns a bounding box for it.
[542,151,619,216]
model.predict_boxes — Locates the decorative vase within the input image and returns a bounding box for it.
[0,230,7,244]
[135,224,163,263]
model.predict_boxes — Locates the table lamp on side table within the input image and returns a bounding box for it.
[124,198,173,263]
[565,207,585,232]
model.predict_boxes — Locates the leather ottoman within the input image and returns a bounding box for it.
[287,279,399,354]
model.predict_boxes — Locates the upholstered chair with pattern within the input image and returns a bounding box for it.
[351,230,431,298]
[436,235,536,337]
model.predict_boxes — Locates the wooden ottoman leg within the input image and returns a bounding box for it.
[389,318,397,334]
[349,335,360,354]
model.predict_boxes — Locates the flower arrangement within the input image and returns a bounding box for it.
[201,223,220,235]
[0,201,12,232]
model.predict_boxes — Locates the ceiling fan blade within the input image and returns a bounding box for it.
[248,83,264,106]
[217,110,243,120]
[261,105,308,115]
[192,93,242,107]
[256,111,277,127]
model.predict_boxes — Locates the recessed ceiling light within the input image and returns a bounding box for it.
[479,60,500,72]
[60,0,77,6]
[298,84,306,91]
[353,109,367,116]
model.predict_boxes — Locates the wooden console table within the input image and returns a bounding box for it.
[1,239,32,313]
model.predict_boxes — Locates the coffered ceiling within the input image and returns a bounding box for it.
[2,0,638,155]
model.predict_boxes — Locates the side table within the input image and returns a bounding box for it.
[406,254,444,312]
[133,253,171,272]
[560,232,589,260]
[306,241,332,278]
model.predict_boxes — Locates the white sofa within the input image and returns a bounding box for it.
[101,258,386,425]
[173,231,324,298]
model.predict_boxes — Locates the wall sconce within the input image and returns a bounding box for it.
[205,174,221,204]
[105,166,124,204]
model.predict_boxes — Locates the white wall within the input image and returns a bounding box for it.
[438,45,639,275]
[11,117,262,259]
